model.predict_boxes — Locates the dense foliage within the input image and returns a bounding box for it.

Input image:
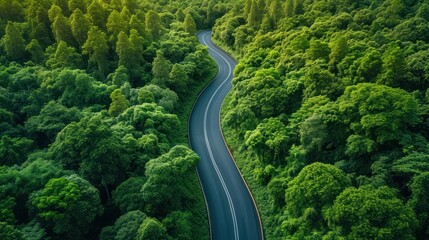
[0,0,233,239]
[214,0,429,239]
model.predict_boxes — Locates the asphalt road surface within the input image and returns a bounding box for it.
[189,30,263,240]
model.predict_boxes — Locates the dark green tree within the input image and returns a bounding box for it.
[3,22,26,61]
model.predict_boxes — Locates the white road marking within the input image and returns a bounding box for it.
[201,31,240,240]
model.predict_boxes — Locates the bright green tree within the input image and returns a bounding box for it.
[324,186,417,239]
[142,146,199,217]
[109,89,129,117]
[136,218,168,240]
[184,14,197,35]
[29,175,103,239]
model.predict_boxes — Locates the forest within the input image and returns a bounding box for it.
[0,0,235,239]
[213,0,429,239]
[2,0,429,239]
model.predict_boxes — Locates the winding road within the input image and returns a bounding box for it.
[189,31,263,240]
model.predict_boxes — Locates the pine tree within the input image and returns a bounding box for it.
[152,51,172,87]
[248,0,260,26]
[70,9,91,47]
[88,0,108,30]
[3,22,26,61]
[26,39,45,64]
[244,0,252,18]
[68,0,86,12]
[83,26,109,76]
[285,0,295,18]
[52,13,77,47]
[184,14,197,35]
[270,0,283,23]
[109,89,129,117]
[175,8,186,22]
[107,10,128,44]
[145,10,161,39]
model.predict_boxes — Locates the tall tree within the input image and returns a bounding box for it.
[184,14,197,35]
[269,0,284,23]
[107,10,128,44]
[87,0,108,30]
[70,9,91,47]
[83,26,109,76]
[51,13,77,47]
[145,10,161,39]
[152,51,172,87]
[3,22,26,61]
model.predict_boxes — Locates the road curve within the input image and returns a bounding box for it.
[189,30,263,240]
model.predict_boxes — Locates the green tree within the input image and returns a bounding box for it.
[28,175,103,239]
[162,211,192,240]
[107,10,128,44]
[68,0,86,12]
[3,22,26,61]
[377,44,408,88]
[104,210,147,240]
[329,36,348,72]
[136,218,168,240]
[168,64,189,97]
[51,13,77,47]
[175,8,186,22]
[324,186,417,239]
[146,10,162,39]
[25,101,82,143]
[112,177,146,213]
[284,0,295,18]
[83,26,109,76]
[50,114,131,189]
[270,0,283,23]
[26,39,45,64]
[109,89,129,117]
[152,51,172,87]
[244,117,289,164]
[142,146,199,217]
[0,222,23,240]
[409,172,429,239]
[338,83,420,144]
[0,135,34,166]
[87,0,108,30]
[46,41,83,69]
[70,9,91,47]
[184,14,197,35]
[286,163,351,218]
